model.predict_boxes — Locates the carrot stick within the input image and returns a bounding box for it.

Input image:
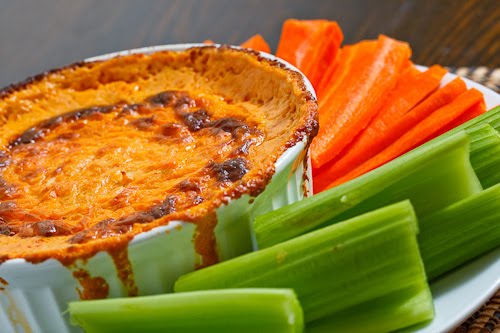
[316,49,342,99]
[437,101,486,136]
[240,34,271,53]
[317,36,411,99]
[376,65,446,121]
[322,88,485,190]
[317,42,375,113]
[317,41,378,120]
[275,19,343,89]
[275,19,320,66]
[400,58,414,72]
[299,22,343,89]
[311,35,411,169]
[313,66,449,190]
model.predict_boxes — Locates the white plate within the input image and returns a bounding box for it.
[410,66,500,333]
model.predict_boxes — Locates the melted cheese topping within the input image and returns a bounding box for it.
[0,47,316,262]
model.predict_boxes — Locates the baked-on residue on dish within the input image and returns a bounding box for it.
[0,46,318,265]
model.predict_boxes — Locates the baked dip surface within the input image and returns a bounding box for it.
[0,46,317,264]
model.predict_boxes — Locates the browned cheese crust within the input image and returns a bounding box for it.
[0,46,318,264]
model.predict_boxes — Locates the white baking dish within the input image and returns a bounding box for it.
[0,44,316,333]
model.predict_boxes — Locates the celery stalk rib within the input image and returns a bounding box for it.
[467,124,500,188]
[306,280,433,333]
[69,289,303,333]
[419,183,500,280]
[254,133,480,248]
[175,201,434,332]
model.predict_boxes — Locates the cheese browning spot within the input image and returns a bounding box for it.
[9,105,116,148]
[180,109,211,131]
[209,158,249,183]
[18,220,73,237]
[68,219,130,244]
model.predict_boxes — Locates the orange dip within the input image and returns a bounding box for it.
[0,46,317,264]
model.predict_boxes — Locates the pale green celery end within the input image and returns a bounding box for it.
[476,164,500,188]
[419,183,500,280]
[305,280,434,333]
[491,116,500,132]
[468,124,498,146]
[406,198,419,234]
[254,132,478,249]
[68,289,303,333]
[467,124,500,188]
[176,202,427,324]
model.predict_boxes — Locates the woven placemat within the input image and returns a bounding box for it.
[448,66,500,93]
[448,66,499,333]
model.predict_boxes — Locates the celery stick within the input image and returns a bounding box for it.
[306,280,433,333]
[69,289,303,333]
[254,133,480,248]
[419,183,500,280]
[175,201,434,331]
[488,106,500,131]
[467,124,500,188]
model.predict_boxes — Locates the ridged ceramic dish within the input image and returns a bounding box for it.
[0,44,317,333]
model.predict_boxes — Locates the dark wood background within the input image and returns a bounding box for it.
[0,0,498,88]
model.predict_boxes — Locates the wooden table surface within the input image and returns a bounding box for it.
[0,0,498,88]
